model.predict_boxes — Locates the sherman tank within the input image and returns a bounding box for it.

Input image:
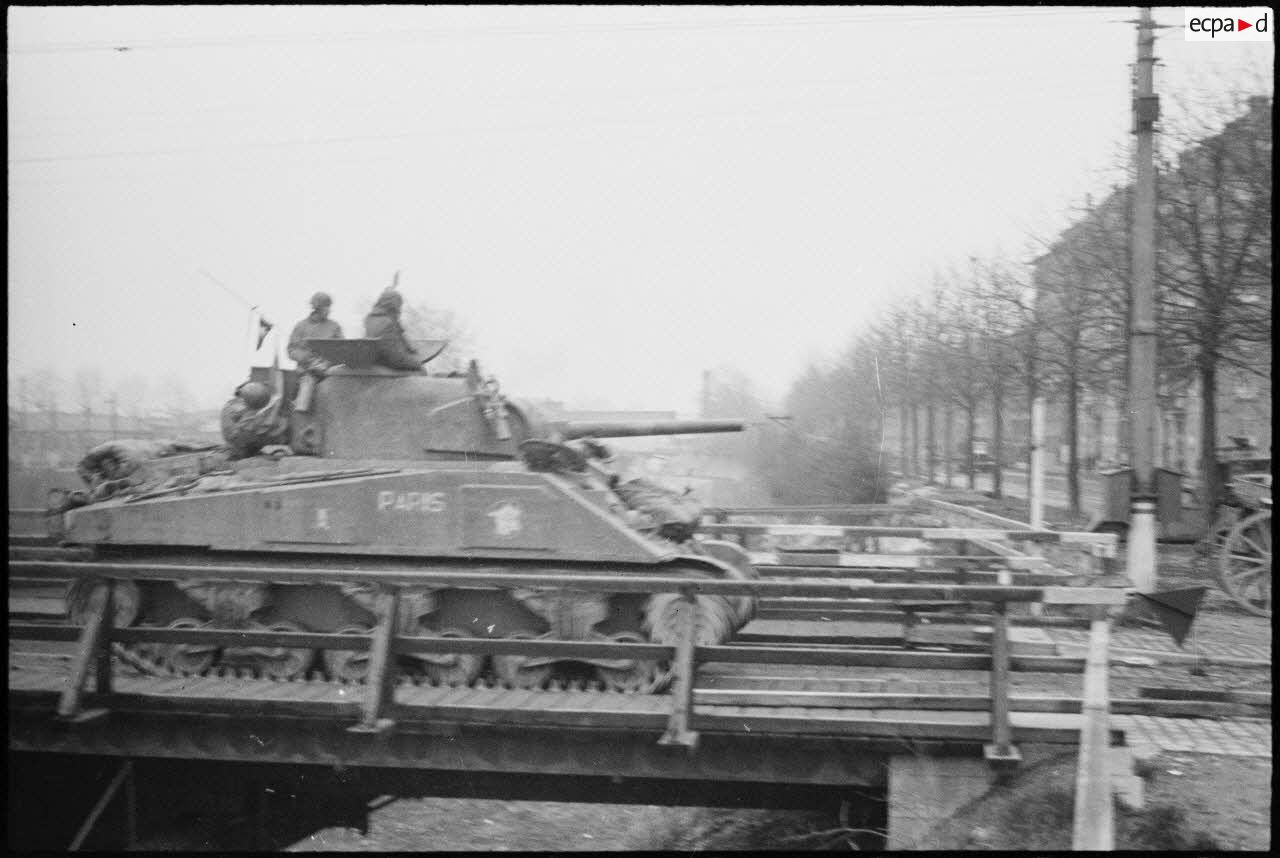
[55,337,756,691]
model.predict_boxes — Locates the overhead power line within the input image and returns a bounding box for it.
[8,82,1124,167]
[7,9,1118,54]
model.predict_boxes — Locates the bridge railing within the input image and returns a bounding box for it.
[906,496,1120,578]
[9,559,1126,759]
[703,501,1119,575]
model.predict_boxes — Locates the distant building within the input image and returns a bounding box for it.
[8,407,224,470]
[1029,96,1272,478]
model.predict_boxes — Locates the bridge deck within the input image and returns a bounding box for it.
[8,667,1099,745]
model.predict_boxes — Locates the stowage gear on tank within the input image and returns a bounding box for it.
[613,477,704,543]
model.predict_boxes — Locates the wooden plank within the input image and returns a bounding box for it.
[705,504,902,517]
[1136,687,1271,706]
[702,645,1087,673]
[1072,617,1113,851]
[967,537,1026,558]
[695,691,995,710]
[1041,587,1128,606]
[831,561,1053,576]
[9,560,1061,603]
[7,623,82,642]
[7,597,67,617]
[911,497,1038,530]
[689,689,1269,718]
[1054,643,1271,669]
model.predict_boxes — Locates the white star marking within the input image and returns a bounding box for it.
[488,502,523,537]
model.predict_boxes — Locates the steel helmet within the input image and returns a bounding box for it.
[236,381,271,409]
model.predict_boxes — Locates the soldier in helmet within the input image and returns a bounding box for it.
[288,292,344,411]
[220,380,287,459]
[363,289,423,371]
[288,292,344,374]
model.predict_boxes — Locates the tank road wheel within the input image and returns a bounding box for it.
[247,619,316,680]
[323,625,374,683]
[696,540,759,626]
[593,631,659,693]
[158,618,219,676]
[1218,509,1272,618]
[492,631,555,690]
[645,592,738,650]
[416,627,486,687]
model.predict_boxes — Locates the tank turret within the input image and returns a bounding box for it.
[228,338,744,463]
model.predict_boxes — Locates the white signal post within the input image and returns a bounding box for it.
[1029,397,1045,529]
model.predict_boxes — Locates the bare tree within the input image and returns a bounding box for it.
[870,303,925,481]
[933,280,987,491]
[155,375,196,434]
[756,353,886,504]
[1027,204,1128,514]
[116,375,151,421]
[1156,93,1272,511]
[966,257,1025,499]
[73,368,104,449]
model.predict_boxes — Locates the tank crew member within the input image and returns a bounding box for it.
[288,292,344,372]
[288,292,344,411]
[220,380,288,459]
[364,289,423,371]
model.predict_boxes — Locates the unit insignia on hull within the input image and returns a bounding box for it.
[487,502,524,537]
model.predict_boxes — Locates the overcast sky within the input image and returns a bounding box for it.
[7,6,1273,416]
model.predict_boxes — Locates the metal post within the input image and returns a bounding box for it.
[1030,397,1046,529]
[659,587,700,749]
[1072,613,1114,849]
[989,603,1012,753]
[984,589,1021,778]
[58,579,113,722]
[349,587,400,733]
[1127,6,1159,594]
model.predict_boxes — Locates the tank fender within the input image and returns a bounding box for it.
[668,544,757,627]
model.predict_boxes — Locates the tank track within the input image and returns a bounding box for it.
[105,648,672,693]
[53,548,754,693]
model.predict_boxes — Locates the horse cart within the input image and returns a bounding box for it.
[1200,443,1272,617]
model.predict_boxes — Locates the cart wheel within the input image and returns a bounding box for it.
[1218,509,1272,617]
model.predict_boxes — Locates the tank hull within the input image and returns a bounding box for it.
[66,460,671,563]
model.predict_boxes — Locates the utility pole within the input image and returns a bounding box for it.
[1127,6,1159,594]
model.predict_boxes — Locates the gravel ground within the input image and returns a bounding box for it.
[286,800,663,851]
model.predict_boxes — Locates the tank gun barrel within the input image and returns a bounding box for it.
[559,419,745,440]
